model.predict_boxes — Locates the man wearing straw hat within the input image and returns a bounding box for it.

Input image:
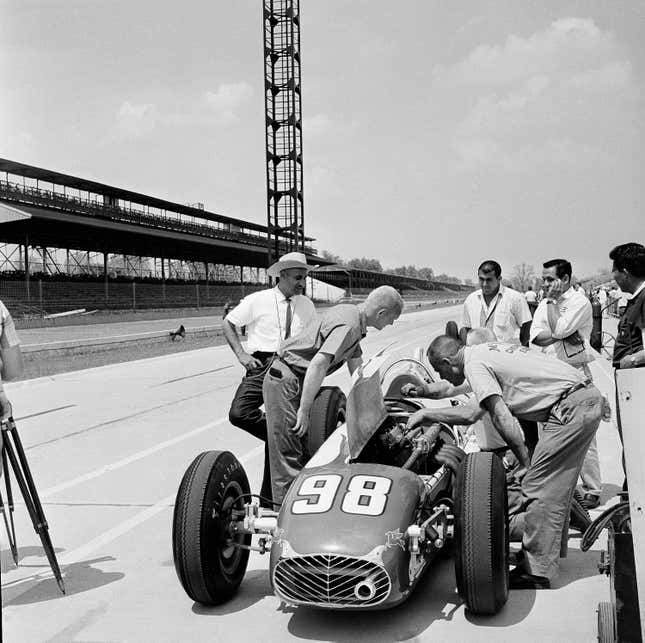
[223,252,316,506]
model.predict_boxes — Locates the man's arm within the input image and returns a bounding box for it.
[481,394,530,468]
[402,379,472,398]
[291,352,332,437]
[406,400,484,430]
[547,296,590,340]
[223,320,262,369]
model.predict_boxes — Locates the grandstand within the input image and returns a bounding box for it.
[0,158,472,316]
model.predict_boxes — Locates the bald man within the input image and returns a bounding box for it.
[263,286,404,503]
[407,335,602,589]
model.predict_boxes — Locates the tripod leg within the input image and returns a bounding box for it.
[1,446,18,564]
[0,492,18,566]
[2,422,66,594]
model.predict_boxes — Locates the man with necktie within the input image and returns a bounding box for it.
[223,252,316,506]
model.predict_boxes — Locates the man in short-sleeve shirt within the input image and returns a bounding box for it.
[263,286,404,503]
[462,260,532,346]
[407,336,602,588]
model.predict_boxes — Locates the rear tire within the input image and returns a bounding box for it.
[307,386,346,457]
[597,601,616,643]
[454,452,509,615]
[173,451,251,605]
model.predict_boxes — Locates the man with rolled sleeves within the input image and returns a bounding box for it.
[407,335,602,588]
[263,286,404,504]
[223,252,316,506]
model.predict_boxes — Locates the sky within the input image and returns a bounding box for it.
[1,0,644,282]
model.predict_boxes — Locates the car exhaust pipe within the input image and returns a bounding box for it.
[354,576,378,601]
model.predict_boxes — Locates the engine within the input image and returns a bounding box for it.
[353,400,457,475]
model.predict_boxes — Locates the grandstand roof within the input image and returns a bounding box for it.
[311,264,472,292]
[0,158,313,240]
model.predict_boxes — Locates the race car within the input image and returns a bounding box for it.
[172,344,510,615]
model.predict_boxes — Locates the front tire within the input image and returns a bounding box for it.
[454,452,509,615]
[173,451,251,605]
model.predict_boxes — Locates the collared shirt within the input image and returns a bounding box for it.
[464,342,585,421]
[279,304,366,377]
[529,287,593,366]
[462,285,532,344]
[613,281,645,368]
[225,286,315,354]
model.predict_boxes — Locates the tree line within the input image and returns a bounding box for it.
[320,251,464,284]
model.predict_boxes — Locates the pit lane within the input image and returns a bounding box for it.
[1,304,622,642]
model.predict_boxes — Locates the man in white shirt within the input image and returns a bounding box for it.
[224,252,316,506]
[530,258,601,510]
[462,260,532,346]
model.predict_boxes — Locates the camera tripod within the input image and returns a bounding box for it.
[0,417,65,594]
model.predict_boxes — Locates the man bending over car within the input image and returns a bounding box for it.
[405,334,602,590]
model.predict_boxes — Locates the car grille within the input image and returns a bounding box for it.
[273,554,391,607]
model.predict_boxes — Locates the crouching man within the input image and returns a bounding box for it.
[263,286,404,504]
[406,335,602,589]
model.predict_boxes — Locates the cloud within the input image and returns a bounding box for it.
[302,113,359,145]
[434,18,639,172]
[110,82,254,140]
[114,101,159,138]
[204,82,254,126]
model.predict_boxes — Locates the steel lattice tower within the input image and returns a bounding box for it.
[263,0,304,265]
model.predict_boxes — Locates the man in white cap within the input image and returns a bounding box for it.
[223,252,316,506]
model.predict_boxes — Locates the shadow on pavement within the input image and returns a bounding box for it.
[191,569,273,615]
[553,546,602,589]
[3,556,124,606]
[1,545,64,572]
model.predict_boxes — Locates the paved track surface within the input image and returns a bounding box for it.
[1,305,621,642]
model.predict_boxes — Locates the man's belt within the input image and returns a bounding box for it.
[251,351,275,360]
[558,379,592,403]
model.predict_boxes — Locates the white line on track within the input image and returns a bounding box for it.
[40,415,230,498]
[2,445,264,594]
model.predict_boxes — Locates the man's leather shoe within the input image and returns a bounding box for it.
[509,567,551,590]
[581,493,601,510]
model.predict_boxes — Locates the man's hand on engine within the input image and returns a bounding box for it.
[406,409,432,432]
[291,407,310,438]
[400,383,427,397]
[0,390,13,422]
[401,381,452,399]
